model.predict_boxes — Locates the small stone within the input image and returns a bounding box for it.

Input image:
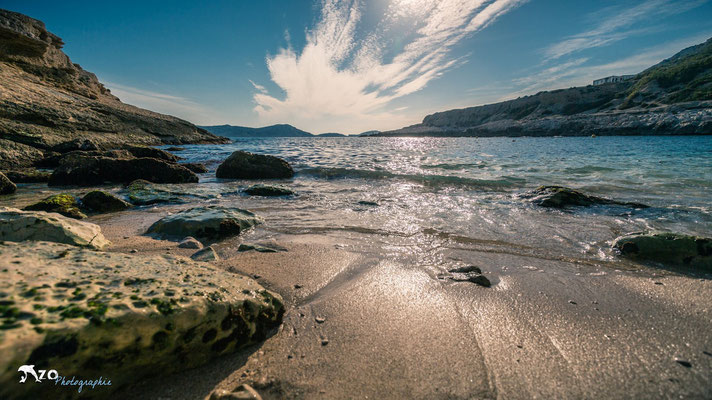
[654,281,663,285]
[450,272,490,287]
[321,338,329,346]
[130,249,138,253]
[294,284,303,289]
[675,358,692,368]
[568,300,577,305]
[191,246,219,262]
[253,274,261,279]
[178,237,203,249]
[448,265,482,274]
[315,316,325,323]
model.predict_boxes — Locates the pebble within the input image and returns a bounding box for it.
[675,358,692,368]
[568,300,577,305]
[315,316,325,323]
[294,284,303,289]
[448,265,482,274]
[321,338,329,346]
[253,274,261,279]
[130,249,138,253]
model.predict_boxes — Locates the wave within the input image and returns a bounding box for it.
[298,167,525,190]
[421,162,486,170]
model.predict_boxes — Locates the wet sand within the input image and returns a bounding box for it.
[82,206,712,400]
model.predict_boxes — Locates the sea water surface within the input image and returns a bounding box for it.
[161,136,711,268]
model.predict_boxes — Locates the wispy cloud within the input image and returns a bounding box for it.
[251,0,527,133]
[106,83,222,125]
[544,0,707,60]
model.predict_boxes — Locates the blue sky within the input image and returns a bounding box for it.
[3,0,712,134]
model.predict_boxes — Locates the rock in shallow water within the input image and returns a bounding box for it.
[216,151,294,180]
[244,184,294,197]
[0,207,109,249]
[0,172,16,195]
[147,206,263,240]
[23,194,86,219]
[525,186,649,209]
[0,241,283,399]
[613,231,712,269]
[81,190,131,213]
[124,179,184,205]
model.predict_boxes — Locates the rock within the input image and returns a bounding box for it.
[166,147,185,152]
[244,184,294,197]
[0,241,283,399]
[0,172,17,195]
[4,169,51,183]
[216,151,294,180]
[48,154,198,186]
[51,138,100,153]
[0,139,45,170]
[525,186,649,209]
[146,206,263,240]
[191,246,219,262]
[448,265,482,274]
[450,272,491,287]
[124,145,181,162]
[0,207,109,249]
[210,384,262,400]
[81,190,131,213]
[238,243,279,253]
[613,231,712,269]
[178,237,203,249]
[315,316,325,323]
[357,200,378,206]
[23,194,86,219]
[124,179,184,205]
[182,162,209,173]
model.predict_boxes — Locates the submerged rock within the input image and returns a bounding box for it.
[0,207,109,249]
[0,241,283,399]
[124,179,184,205]
[0,172,16,195]
[191,246,219,262]
[525,186,649,209]
[81,190,131,213]
[4,169,51,183]
[48,154,198,186]
[24,194,86,219]
[244,184,294,197]
[182,162,209,173]
[216,151,294,180]
[613,231,712,269]
[178,236,203,249]
[147,206,263,240]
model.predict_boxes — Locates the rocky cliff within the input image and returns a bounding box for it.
[381,38,712,137]
[0,9,227,169]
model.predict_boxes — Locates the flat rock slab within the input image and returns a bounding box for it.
[0,207,109,249]
[147,206,263,240]
[614,231,712,269]
[524,186,649,209]
[0,241,284,399]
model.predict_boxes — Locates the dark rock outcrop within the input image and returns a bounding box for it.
[4,169,51,183]
[524,186,649,209]
[48,154,198,186]
[124,145,181,162]
[613,231,712,269]
[0,9,227,169]
[244,184,294,197]
[51,138,100,153]
[0,172,16,195]
[81,190,131,213]
[182,162,209,173]
[23,193,86,219]
[216,151,294,180]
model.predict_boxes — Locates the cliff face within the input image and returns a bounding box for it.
[383,38,712,137]
[0,9,227,168]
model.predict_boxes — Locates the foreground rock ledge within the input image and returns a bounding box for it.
[0,241,284,399]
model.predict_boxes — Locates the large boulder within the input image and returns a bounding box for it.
[147,206,263,240]
[244,184,294,197]
[613,231,712,269]
[24,194,86,219]
[4,169,51,183]
[524,186,649,209]
[0,241,284,399]
[48,154,198,186]
[81,190,131,213]
[0,207,109,249]
[0,172,16,195]
[216,151,294,180]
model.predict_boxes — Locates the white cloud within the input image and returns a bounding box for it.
[106,83,222,125]
[544,0,708,60]
[253,0,527,134]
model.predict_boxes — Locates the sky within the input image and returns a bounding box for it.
[3,0,712,134]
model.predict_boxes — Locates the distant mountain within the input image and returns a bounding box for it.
[201,124,313,138]
[380,37,712,137]
[317,132,346,137]
[358,130,381,136]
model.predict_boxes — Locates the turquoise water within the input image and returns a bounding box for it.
[161,136,711,266]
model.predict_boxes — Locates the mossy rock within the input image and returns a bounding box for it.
[147,206,263,240]
[125,179,183,205]
[4,169,51,183]
[23,194,86,219]
[244,184,294,197]
[0,241,283,399]
[613,231,712,269]
[82,190,131,213]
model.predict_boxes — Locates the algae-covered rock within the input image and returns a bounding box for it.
[0,207,109,249]
[81,190,131,213]
[23,194,86,219]
[613,231,712,269]
[125,179,184,205]
[216,151,294,180]
[525,186,649,209]
[147,206,263,240]
[244,184,294,197]
[0,172,16,195]
[4,169,51,183]
[0,241,284,399]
